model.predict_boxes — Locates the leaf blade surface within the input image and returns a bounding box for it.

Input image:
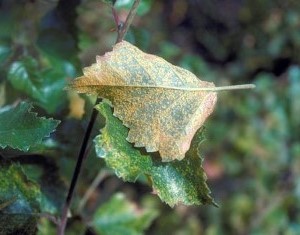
[71,41,217,161]
[94,102,215,206]
[0,102,60,151]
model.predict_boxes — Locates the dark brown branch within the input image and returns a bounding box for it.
[116,0,141,43]
[56,102,99,235]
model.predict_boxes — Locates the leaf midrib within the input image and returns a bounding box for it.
[72,84,255,91]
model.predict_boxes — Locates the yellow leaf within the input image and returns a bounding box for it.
[69,41,254,161]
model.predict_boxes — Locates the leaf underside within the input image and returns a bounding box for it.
[70,41,217,161]
[94,102,215,207]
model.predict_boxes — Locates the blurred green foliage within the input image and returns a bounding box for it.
[91,193,158,235]
[1,0,300,234]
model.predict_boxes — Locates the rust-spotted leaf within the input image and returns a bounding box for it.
[69,41,254,161]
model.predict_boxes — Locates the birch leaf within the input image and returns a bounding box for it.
[0,102,60,151]
[94,102,215,206]
[70,41,254,161]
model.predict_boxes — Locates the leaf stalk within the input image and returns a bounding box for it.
[203,84,256,91]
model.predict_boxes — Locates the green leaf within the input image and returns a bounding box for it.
[94,103,152,182]
[94,102,215,206]
[0,162,42,235]
[8,57,42,100]
[0,102,60,151]
[91,193,158,235]
[7,56,68,113]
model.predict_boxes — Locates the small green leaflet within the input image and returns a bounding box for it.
[0,102,60,151]
[94,102,216,206]
[91,193,158,235]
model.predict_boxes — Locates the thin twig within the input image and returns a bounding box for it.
[77,170,110,213]
[116,0,141,43]
[56,1,141,234]
[39,212,60,225]
[56,101,99,235]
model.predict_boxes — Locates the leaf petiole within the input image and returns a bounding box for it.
[193,84,256,92]
[141,83,256,91]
